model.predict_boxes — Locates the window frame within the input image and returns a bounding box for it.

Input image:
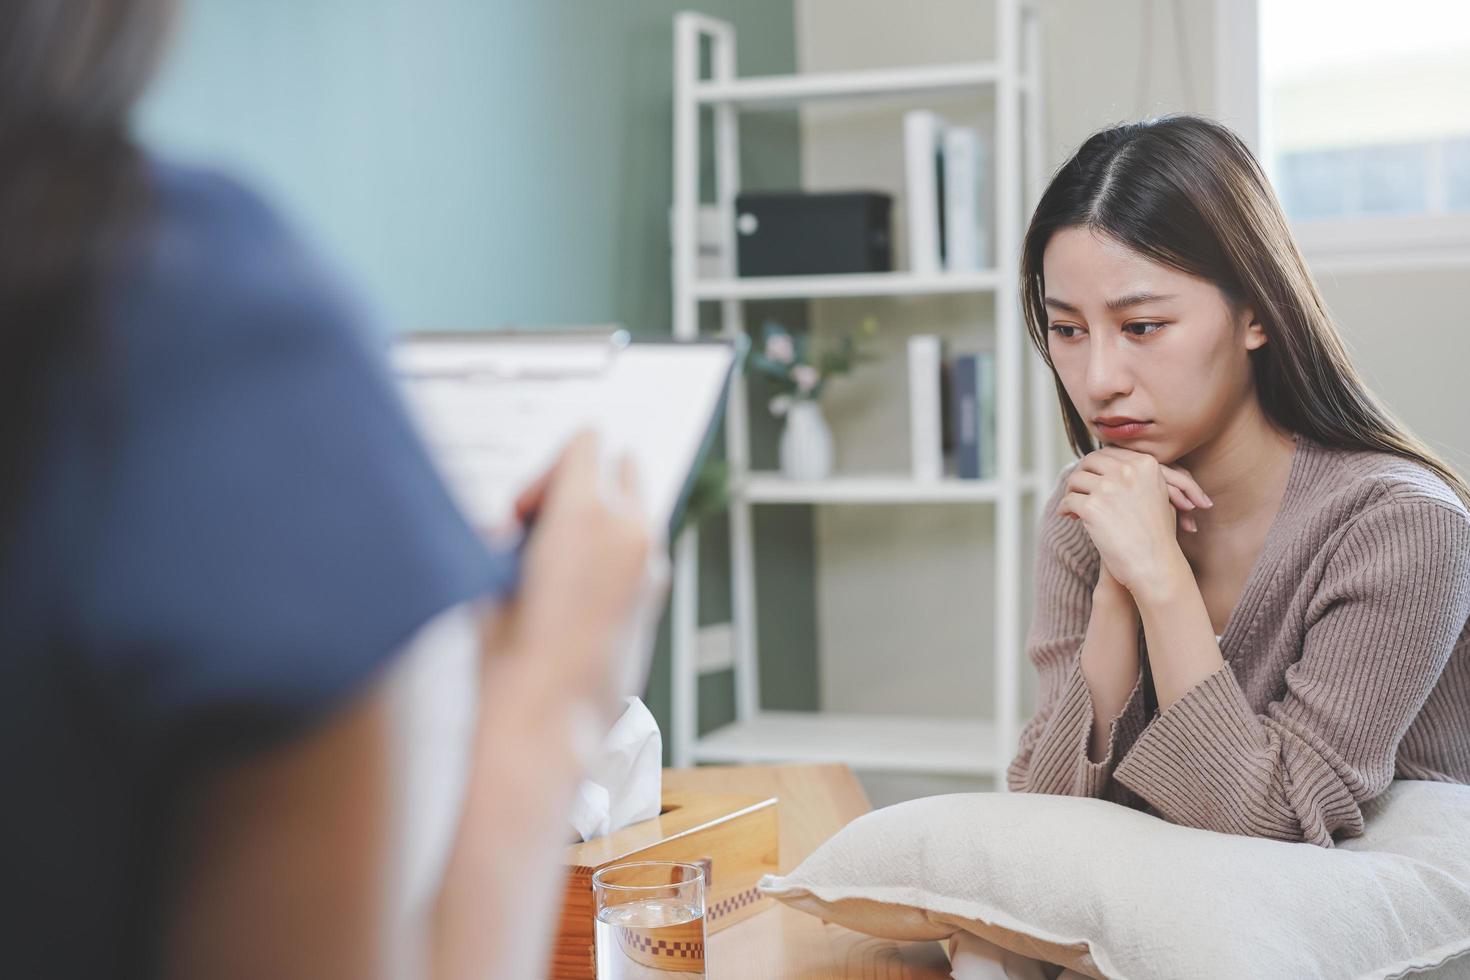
[1214,0,1470,272]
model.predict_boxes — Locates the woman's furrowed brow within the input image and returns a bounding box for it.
[1044,291,1177,314]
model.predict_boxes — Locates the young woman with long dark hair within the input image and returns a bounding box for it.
[0,3,652,977]
[1007,114,1470,849]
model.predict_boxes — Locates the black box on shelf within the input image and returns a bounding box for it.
[734,191,892,277]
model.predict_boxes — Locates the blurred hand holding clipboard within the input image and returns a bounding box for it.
[394,327,742,541]
[392,328,743,696]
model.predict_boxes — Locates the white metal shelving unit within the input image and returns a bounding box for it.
[669,3,1052,780]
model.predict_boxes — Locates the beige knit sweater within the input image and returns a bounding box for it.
[1007,433,1470,847]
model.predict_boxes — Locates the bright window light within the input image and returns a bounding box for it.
[1259,0,1470,221]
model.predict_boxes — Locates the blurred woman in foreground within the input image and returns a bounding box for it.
[0,2,654,977]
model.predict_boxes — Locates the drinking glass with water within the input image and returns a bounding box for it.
[592,861,706,979]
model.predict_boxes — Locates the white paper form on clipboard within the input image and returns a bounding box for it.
[392,329,743,549]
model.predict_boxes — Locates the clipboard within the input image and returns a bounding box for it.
[393,328,746,555]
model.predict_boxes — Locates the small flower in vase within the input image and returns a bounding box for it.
[764,329,796,366]
[748,318,880,481]
[749,317,879,409]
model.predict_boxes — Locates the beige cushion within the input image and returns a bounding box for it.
[758,781,1470,980]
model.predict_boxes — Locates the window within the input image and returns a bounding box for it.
[1216,0,1470,269]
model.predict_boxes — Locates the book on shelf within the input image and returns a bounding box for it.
[914,338,998,483]
[947,350,997,480]
[904,110,992,277]
[908,335,944,481]
[977,348,996,478]
[941,126,990,272]
[939,349,956,466]
[903,110,945,276]
[949,353,977,479]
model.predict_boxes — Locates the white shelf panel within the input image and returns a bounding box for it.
[692,711,999,775]
[693,62,1002,109]
[692,270,1000,301]
[741,474,1004,504]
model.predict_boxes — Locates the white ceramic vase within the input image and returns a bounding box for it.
[779,399,834,481]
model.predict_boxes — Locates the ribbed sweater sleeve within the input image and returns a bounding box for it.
[1007,470,1150,802]
[1113,497,1470,847]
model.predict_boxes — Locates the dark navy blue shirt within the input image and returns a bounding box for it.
[0,160,512,977]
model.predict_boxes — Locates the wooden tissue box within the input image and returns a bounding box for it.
[550,787,779,979]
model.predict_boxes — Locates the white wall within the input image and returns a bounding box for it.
[1311,264,1470,472]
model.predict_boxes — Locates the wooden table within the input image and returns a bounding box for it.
[661,764,952,980]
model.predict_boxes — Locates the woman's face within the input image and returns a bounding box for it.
[1041,226,1267,462]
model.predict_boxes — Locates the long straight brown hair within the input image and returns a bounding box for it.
[0,0,178,534]
[1019,114,1470,509]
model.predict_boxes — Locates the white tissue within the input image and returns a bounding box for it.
[570,696,663,842]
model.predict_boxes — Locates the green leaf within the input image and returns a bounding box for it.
[676,458,731,535]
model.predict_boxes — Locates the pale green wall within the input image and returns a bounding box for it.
[140,0,803,334]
